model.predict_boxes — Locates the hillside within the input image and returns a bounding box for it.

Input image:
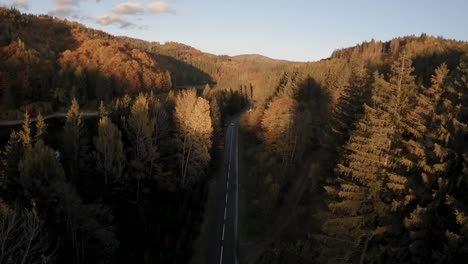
[0,7,294,119]
[0,8,211,115]
[239,34,468,264]
[1,5,468,264]
[0,7,251,264]
[121,38,299,101]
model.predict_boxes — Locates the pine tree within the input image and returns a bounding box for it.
[330,59,371,145]
[323,55,418,262]
[323,105,396,260]
[400,62,468,262]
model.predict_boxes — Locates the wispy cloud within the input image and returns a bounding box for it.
[48,6,81,18]
[51,0,81,6]
[113,2,145,15]
[93,14,135,29]
[13,0,28,9]
[148,1,175,14]
[49,0,102,7]
[43,0,152,30]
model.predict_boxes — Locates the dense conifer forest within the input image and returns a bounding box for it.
[240,35,468,264]
[0,6,467,264]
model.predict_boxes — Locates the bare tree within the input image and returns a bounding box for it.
[0,202,50,264]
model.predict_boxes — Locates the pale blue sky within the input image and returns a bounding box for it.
[1,0,467,61]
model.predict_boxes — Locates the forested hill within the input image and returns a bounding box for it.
[239,34,468,263]
[0,7,252,264]
[1,6,468,264]
[0,8,170,109]
[0,7,295,118]
[119,37,296,83]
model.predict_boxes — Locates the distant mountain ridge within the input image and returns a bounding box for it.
[1,7,467,112]
[0,6,297,112]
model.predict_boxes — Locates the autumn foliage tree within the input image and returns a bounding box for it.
[261,94,299,165]
[174,89,213,187]
[125,93,159,200]
[94,115,125,185]
[62,98,84,185]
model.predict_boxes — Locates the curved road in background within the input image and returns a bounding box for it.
[0,112,99,127]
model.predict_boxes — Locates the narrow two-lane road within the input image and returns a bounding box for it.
[211,117,240,264]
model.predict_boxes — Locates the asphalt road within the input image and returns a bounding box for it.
[209,117,240,264]
[0,112,99,127]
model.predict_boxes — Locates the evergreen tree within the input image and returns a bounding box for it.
[323,55,418,262]
[329,59,371,145]
[400,62,468,262]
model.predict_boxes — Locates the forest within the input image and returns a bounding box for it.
[239,35,468,263]
[0,7,249,264]
[0,6,468,264]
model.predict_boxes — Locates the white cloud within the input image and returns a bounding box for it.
[48,6,80,18]
[51,0,81,6]
[50,0,102,7]
[47,0,105,20]
[13,0,28,9]
[113,2,145,15]
[148,1,175,14]
[93,14,135,28]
